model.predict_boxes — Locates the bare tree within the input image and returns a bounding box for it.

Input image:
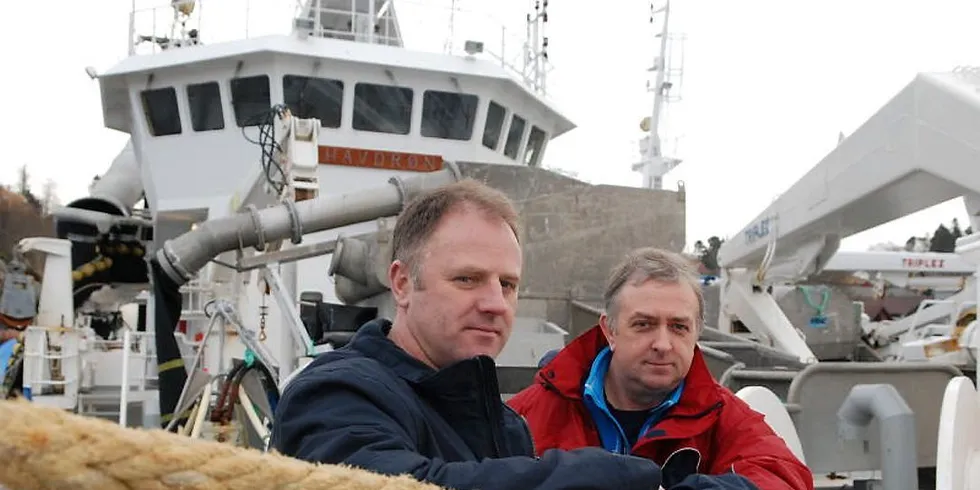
[15,165,29,196]
[40,178,60,214]
[0,184,54,272]
[14,164,42,212]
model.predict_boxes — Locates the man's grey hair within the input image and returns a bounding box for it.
[603,247,706,331]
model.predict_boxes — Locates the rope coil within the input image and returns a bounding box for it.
[0,398,445,490]
[798,285,830,316]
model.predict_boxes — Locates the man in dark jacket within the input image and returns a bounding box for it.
[271,179,665,490]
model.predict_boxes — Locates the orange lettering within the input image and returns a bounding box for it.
[318,145,443,172]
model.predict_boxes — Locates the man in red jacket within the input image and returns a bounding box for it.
[508,247,813,490]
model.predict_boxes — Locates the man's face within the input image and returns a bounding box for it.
[600,278,699,398]
[390,204,522,369]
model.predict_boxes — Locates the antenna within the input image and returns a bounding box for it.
[524,0,550,95]
[445,0,458,54]
[632,0,686,190]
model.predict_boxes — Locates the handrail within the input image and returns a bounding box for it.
[127,0,555,97]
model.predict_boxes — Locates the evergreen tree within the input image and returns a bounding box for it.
[697,236,724,272]
[929,224,956,253]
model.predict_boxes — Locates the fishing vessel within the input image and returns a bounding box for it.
[3,1,980,488]
[3,0,687,440]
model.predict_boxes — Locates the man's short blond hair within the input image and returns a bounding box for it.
[390,179,521,284]
[603,247,705,330]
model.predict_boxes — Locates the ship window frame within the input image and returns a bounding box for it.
[230,75,272,127]
[352,82,414,135]
[482,100,507,150]
[186,81,225,132]
[283,75,345,129]
[503,114,527,159]
[140,87,182,137]
[523,125,548,167]
[420,89,479,141]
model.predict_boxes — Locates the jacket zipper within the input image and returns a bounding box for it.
[478,356,505,458]
[541,368,726,446]
[504,404,537,456]
[658,400,724,422]
[638,400,725,448]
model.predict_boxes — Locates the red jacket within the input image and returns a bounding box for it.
[507,326,813,490]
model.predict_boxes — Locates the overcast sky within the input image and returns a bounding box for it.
[2,0,978,253]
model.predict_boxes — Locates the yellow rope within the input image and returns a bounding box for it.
[0,398,446,490]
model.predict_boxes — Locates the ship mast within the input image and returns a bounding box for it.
[632,0,684,190]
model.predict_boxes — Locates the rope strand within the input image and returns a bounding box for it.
[0,398,445,490]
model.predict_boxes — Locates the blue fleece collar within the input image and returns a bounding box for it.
[582,346,684,454]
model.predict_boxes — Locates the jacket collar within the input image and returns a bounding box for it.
[537,325,723,416]
[347,318,511,458]
[349,318,438,384]
[349,318,502,395]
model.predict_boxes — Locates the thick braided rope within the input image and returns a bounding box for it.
[0,398,446,490]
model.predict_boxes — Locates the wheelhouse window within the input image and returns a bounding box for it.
[230,75,271,127]
[283,75,344,128]
[353,82,413,135]
[186,82,224,132]
[141,87,181,136]
[421,90,478,141]
[482,101,506,150]
[524,125,547,167]
[503,114,527,159]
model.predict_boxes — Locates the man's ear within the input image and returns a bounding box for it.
[388,260,412,308]
[599,314,616,352]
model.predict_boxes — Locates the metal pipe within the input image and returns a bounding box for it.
[155,163,461,286]
[696,343,736,362]
[836,384,918,490]
[716,362,746,387]
[119,328,131,427]
[329,235,388,300]
[334,274,381,304]
[727,369,799,381]
[55,140,147,236]
[86,140,144,215]
[329,237,373,286]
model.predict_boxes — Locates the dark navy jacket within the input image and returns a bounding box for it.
[271,319,664,490]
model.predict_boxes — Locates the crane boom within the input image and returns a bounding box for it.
[719,70,980,278]
[713,69,980,363]
[823,251,975,274]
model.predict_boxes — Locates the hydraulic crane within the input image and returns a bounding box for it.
[715,68,980,364]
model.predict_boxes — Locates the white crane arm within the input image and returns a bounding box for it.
[712,69,980,363]
[718,70,980,280]
[823,251,976,275]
